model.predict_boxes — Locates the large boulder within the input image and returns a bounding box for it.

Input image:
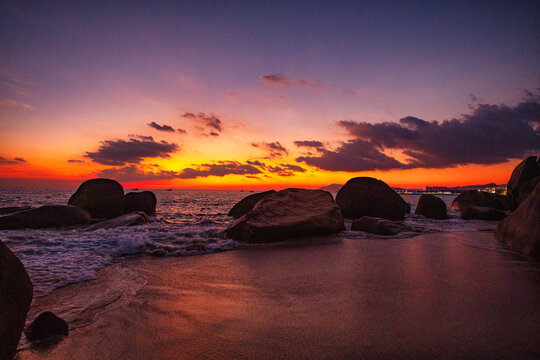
[226,188,344,243]
[68,178,124,219]
[506,156,539,209]
[0,241,33,360]
[0,206,31,215]
[336,177,410,220]
[0,205,91,230]
[460,206,507,221]
[351,216,410,235]
[123,191,157,215]
[450,190,509,211]
[227,190,276,218]
[84,212,149,231]
[495,181,540,256]
[415,194,447,219]
[25,311,69,342]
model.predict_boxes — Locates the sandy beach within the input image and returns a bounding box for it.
[17,231,540,360]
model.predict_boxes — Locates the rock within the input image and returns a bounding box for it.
[123,191,157,215]
[0,205,91,230]
[0,241,33,360]
[516,176,540,205]
[460,206,507,221]
[0,206,31,215]
[84,211,149,231]
[450,190,509,211]
[226,188,344,243]
[24,312,68,342]
[336,177,410,220]
[68,178,124,219]
[495,181,540,256]
[351,216,410,235]
[227,190,276,218]
[415,194,448,219]
[506,156,539,209]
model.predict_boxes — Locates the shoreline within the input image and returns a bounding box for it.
[17,231,540,360]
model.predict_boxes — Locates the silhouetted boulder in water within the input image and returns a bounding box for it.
[0,241,33,360]
[336,177,410,220]
[351,216,411,235]
[227,190,276,218]
[450,190,509,211]
[0,206,31,215]
[25,311,68,342]
[84,211,149,231]
[506,155,540,209]
[124,191,157,215]
[460,206,507,221]
[495,181,540,256]
[0,205,91,230]
[226,188,344,243]
[68,178,124,219]
[415,194,447,219]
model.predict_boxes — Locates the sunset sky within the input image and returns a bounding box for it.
[1,1,539,189]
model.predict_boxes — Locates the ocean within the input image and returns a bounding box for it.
[1,189,499,298]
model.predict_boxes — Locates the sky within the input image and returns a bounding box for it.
[0,0,539,189]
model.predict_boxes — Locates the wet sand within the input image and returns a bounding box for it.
[18,232,540,360]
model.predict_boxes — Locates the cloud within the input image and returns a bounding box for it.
[294,140,325,148]
[177,128,187,134]
[97,165,181,182]
[260,74,291,87]
[297,100,540,171]
[178,161,262,179]
[148,122,175,132]
[182,112,223,135]
[251,141,288,158]
[67,159,85,163]
[297,78,324,89]
[85,135,179,166]
[0,156,26,165]
[0,98,34,110]
[267,163,306,177]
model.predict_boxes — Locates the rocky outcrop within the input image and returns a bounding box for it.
[1,241,33,360]
[460,206,507,221]
[351,216,410,235]
[25,312,69,342]
[495,181,540,256]
[415,194,447,219]
[0,206,31,215]
[336,177,410,220]
[226,188,344,243]
[123,191,157,215]
[0,205,91,230]
[450,190,509,211]
[227,190,276,218]
[68,178,124,219]
[84,212,149,231]
[507,155,539,209]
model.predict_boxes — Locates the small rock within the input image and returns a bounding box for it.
[124,191,157,215]
[415,194,447,219]
[84,211,149,231]
[25,312,68,342]
[460,206,507,221]
[351,216,410,235]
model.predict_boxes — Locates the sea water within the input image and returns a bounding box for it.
[0,189,494,298]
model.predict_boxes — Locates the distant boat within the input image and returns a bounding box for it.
[132,188,139,191]
[165,189,173,191]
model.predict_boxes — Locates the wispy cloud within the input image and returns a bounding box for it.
[178,161,262,179]
[182,112,223,136]
[251,141,289,158]
[0,156,27,165]
[260,74,291,87]
[148,121,175,132]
